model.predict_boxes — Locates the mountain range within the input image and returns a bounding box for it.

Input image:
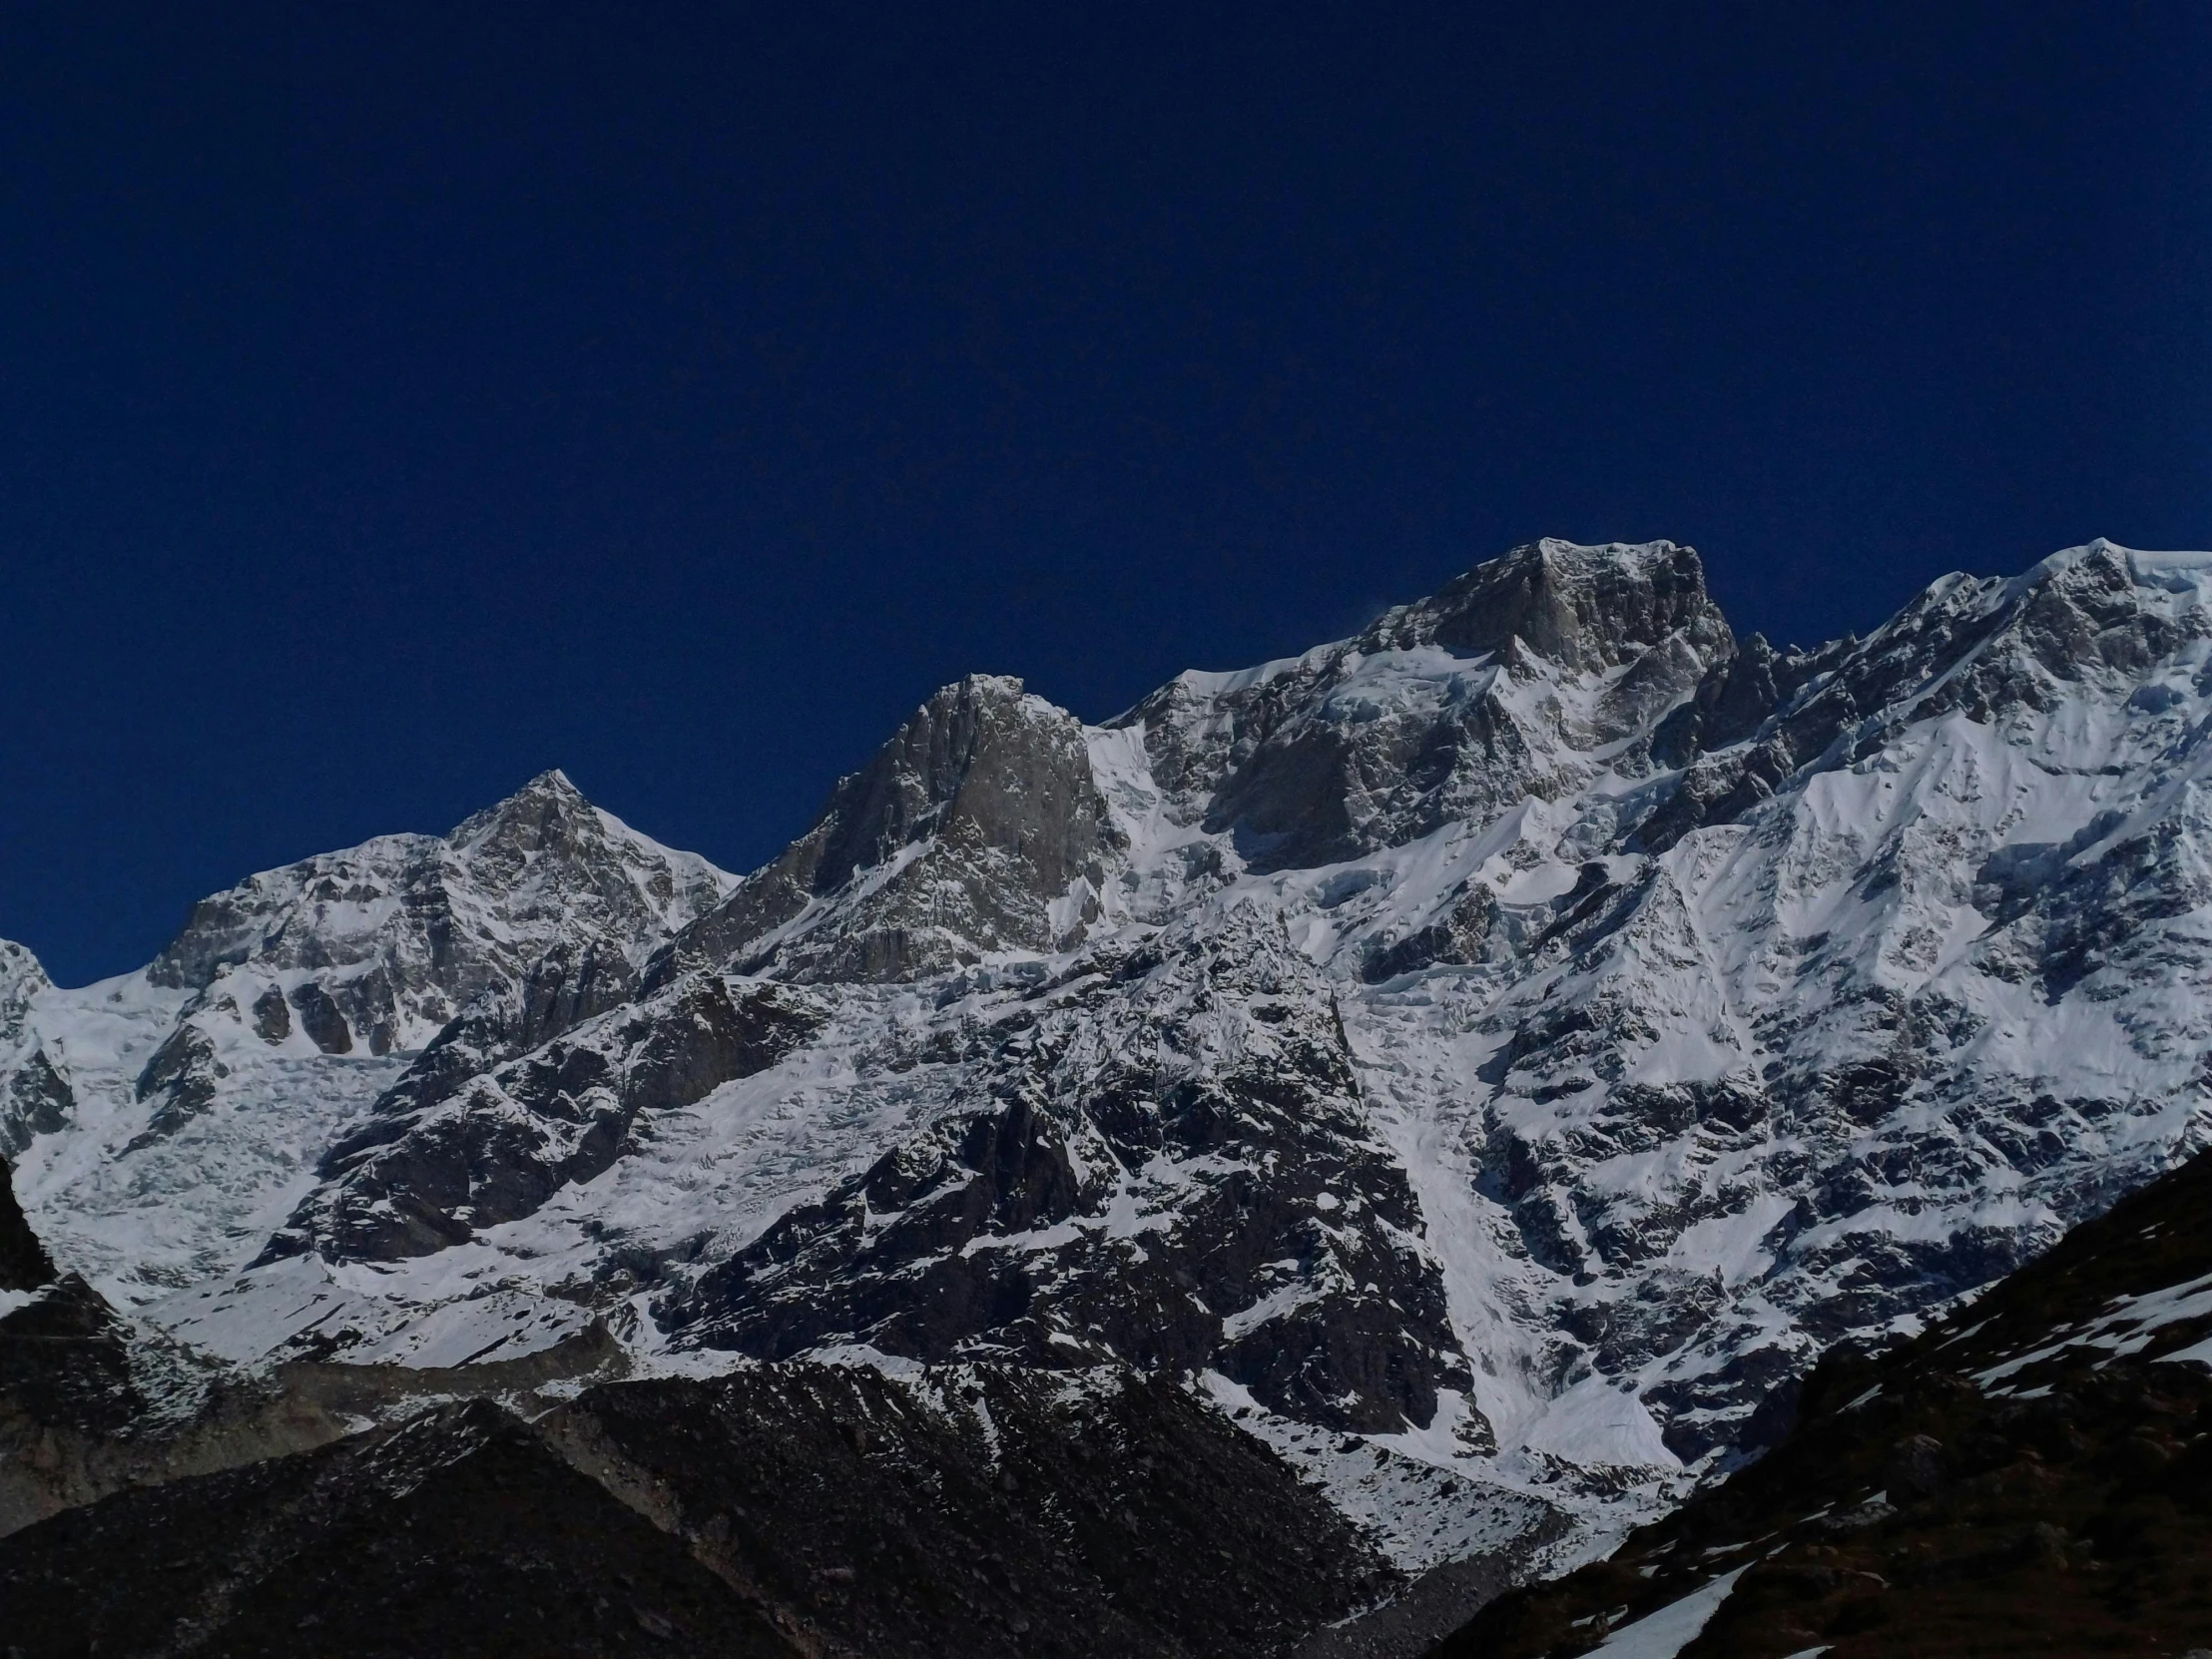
[5,534,2211,1654]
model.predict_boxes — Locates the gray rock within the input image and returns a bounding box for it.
[286,980,352,1054]
[264,973,826,1264]
[248,983,289,1043]
[0,1157,53,1292]
[661,907,1473,1435]
[0,943,69,1157]
[1112,540,1737,872]
[658,675,1118,984]
[0,1049,73,1159]
[128,1024,227,1147]
[145,770,736,1050]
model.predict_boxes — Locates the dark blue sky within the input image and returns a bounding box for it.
[3,5,2208,987]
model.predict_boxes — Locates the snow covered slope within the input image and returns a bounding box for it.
[1430,1142,2212,1657]
[1,772,736,1293]
[8,536,2212,1572]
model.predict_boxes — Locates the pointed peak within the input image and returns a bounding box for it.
[517,767,583,800]
[446,769,594,850]
[896,674,1088,739]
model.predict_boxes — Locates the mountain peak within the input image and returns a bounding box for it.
[1369,536,1724,671]
[1529,533,1688,572]
[446,768,591,851]
[648,671,1113,984]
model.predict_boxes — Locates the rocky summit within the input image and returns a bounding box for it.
[4,536,2212,1653]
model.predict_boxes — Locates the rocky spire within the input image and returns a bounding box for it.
[656,675,1117,983]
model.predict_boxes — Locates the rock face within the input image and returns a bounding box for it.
[0,941,70,1158]
[1432,1145,2212,1658]
[7,535,2212,1580]
[0,1157,53,1291]
[147,768,738,1050]
[264,974,827,1263]
[656,674,1117,983]
[658,906,1466,1435]
[1115,540,1734,871]
[0,772,738,1292]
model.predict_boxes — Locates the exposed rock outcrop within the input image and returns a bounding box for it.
[264,974,826,1263]
[7,536,2212,1586]
[0,1156,54,1292]
[656,675,1118,983]
[659,905,1471,1436]
[147,769,736,1051]
[1111,540,1737,870]
[0,941,70,1157]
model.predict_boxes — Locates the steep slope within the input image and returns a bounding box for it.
[6,536,2212,1583]
[654,902,1469,1435]
[145,767,735,1047]
[1429,1143,2212,1657]
[653,673,1117,984]
[1115,539,1734,873]
[261,973,826,1264]
[0,1156,54,1292]
[1344,538,2212,1473]
[1,1158,355,1537]
[0,939,68,1159]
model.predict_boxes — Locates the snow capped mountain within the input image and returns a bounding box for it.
[7,535,2212,1577]
[145,766,739,1051]
[0,772,737,1293]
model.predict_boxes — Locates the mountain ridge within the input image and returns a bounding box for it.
[4,534,2209,1587]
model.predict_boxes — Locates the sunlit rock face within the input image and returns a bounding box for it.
[8,535,2212,1574]
[1117,539,1736,873]
[652,672,1120,986]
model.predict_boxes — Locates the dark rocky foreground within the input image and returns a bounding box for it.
[1427,1147,2212,1657]
[0,1361,1398,1658]
[0,1399,797,1659]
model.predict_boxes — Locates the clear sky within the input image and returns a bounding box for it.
[3,4,2208,987]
